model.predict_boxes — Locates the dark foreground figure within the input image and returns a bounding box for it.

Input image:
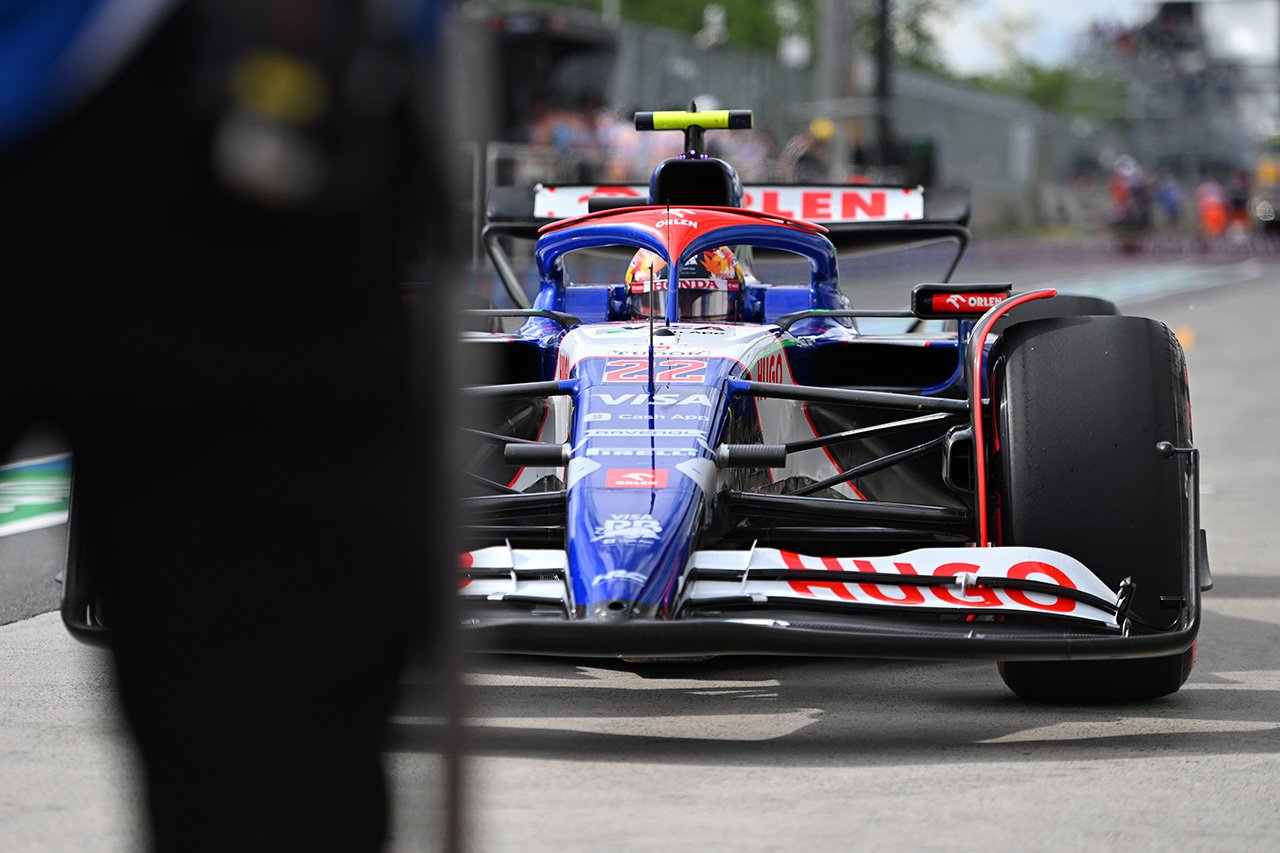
[0,2,449,849]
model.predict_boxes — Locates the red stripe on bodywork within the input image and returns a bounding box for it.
[801,402,867,500]
[969,289,1057,546]
[506,402,553,489]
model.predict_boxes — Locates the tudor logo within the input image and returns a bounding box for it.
[606,469,668,488]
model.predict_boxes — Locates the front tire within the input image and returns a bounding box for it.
[990,293,1118,336]
[990,315,1193,702]
[60,468,113,646]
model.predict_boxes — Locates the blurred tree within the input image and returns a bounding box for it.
[503,0,965,65]
[862,0,967,74]
[483,1,1124,120]
[962,12,1128,119]
[617,0,788,52]
[484,0,790,49]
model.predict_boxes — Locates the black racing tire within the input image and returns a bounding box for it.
[60,469,113,646]
[990,315,1193,702]
[990,294,1119,336]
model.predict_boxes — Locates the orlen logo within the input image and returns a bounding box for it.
[933,293,1007,313]
[741,189,892,220]
[654,208,701,230]
[606,469,669,488]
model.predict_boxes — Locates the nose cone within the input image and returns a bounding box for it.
[587,599,639,621]
[577,557,661,621]
[558,324,743,620]
[569,482,704,619]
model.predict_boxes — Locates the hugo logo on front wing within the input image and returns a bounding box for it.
[784,556,1081,614]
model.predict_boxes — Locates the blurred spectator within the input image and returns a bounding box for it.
[522,97,560,146]
[1196,175,1228,240]
[570,92,613,181]
[1110,155,1151,250]
[522,94,635,182]
[1227,168,1252,242]
[522,96,595,164]
[1157,173,1183,226]
[714,128,775,182]
[0,1,451,849]
[778,117,835,181]
[601,106,651,181]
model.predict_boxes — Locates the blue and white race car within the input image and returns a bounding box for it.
[460,108,1210,702]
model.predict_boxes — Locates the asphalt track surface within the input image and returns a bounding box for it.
[4,242,1280,851]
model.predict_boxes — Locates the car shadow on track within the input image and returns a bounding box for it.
[389,610,1280,768]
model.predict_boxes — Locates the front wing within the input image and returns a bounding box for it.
[458,544,1201,662]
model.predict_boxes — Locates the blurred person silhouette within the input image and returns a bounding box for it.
[778,117,834,181]
[1157,172,1183,226]
[0,1,454,850]
[570,92,612,181]
[1196,175,1228,242]
[1227,168,1252,242]
[1109,155,1151,252]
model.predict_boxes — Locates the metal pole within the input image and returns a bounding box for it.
[601,0,620,28]
[876,0,893,169]
[817,0,850,180]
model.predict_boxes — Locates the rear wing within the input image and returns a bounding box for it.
[494,180,962,222]
[493,182,969,226]
[535,183,931,221]
[483,183,971,307]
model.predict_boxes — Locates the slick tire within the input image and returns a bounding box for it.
[60,470,113,647]
[990,315,1193,702]
[990,294,1119,336]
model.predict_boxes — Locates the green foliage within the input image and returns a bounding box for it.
[945,8,1130,117]
[506,0,955,60]
[493,0,794,52]
[962,58,1128,118]
[618,0,790,52]
[857,0,967,74]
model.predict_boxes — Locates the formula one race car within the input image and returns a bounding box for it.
[460,108,1210,703]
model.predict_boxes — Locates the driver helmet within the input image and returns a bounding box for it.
[625,246,743,321]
